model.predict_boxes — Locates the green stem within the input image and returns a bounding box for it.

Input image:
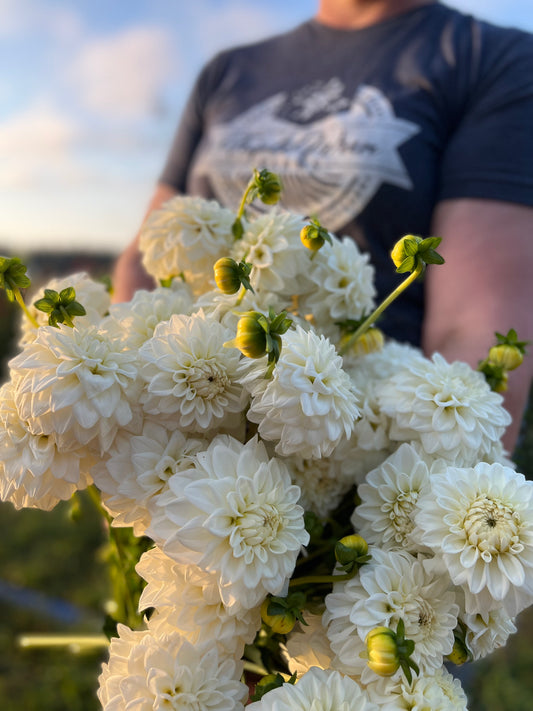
[12,285,39,328]
[236,177,257,220]
[18,634,109,651]
[339,263,423,355]
[235,285,246,306]
[288,569,358,588]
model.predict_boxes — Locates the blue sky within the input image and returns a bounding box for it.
[1,0,532,255]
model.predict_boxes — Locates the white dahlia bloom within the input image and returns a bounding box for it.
[92,419,206,536]
[148,434,309,613]
[351,443,432,553]
[139,195,236,295]
[102,281,194,350]
[138,310,247,432]
[194,287,290,333]
[324,549,459,678]
[98,624,247,711]
[232,211,311,295]
[243,326,360,459]
[415,462,533,616]
[246,667,378,711]
[9,323,140,452]
[19,271,110,345]
[298,236,376,343]
[462,606,517,660]
[137,548,261,657]
[366,667,468,711]
[282,613,333,675]
[377,353,511,465]
[0,382,94,510]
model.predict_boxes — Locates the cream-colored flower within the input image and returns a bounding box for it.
[138,310,247,432]
[98,624,247,711]
[415,462,533,616]
[19,271,110,345]
[92,418,206,536]
[366,667,468,710]
[139,195,236,295]
[232,211,311,295]
[324,548,459,678]
[0,381,93,510]
[9,323,140,452]
[282,613,333,675]
[148,434,309,613]
[298,236,376,343]
[377,353,511,465]
[137,547,261,657]
[243,325,360,459]
[462,606,517,661]
[351,443,432,553]
[246,667,378,711]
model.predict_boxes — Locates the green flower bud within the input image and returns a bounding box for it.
[300,219,332,252]
[261,598,296,635]
[390,234,444,273]
[488,343,524,371]
[233,312,268,359]
[335,534,369,566]
[447,637,469,666]
[0,256,31,301]
[213,257,242,295]
[390,235,422,269]
[366,627,401,677]
[340,327,384,356]
[254,169,282,205]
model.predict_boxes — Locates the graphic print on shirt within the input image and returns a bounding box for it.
[193,81,420,231]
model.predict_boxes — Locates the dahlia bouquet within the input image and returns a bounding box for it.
[1,169,532,711]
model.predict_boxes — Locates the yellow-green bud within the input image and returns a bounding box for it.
[335,534,368,566]
[255,169,282,205]
[390,234,421,269]
[493,370,509,393]
[365,627,401,677]
[213,257,241,295]
[447,638,469,666]
[261,598,296,634]
[488,343,524,371]
[234,313,268,359]
[341,327,384,356]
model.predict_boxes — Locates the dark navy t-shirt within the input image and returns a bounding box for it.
[160,2,533,346]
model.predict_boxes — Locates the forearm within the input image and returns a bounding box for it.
[111,236,155,304]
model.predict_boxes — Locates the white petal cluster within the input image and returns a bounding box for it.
[19,271,110,345]
[282,613,333,675]
[139,310,246,432]
[415,462,533,616]
[366,667,468,710]
[244,326,360,459]
[92,419,206,536]
[0,382,94,510]
[9,323,140,453]
[351,443,432,553]
[462,606,517,660]
[98,624,247,711]
[148,435,309,613]
[249,667,378,711]
[377,353,511,465]
[299,236,376,343]
[137,547,261,657]
[324,548,459,678]
[232,211,311,295]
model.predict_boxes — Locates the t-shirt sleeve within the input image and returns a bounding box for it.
[437,25,533,207]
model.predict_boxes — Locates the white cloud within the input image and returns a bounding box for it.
[71,26,178,119]
[0,0,83,39]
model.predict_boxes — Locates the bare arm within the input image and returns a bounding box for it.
[423,198,533,455]
[111,183,179,303]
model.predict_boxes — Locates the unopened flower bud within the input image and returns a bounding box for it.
[488,344,524,371]
[261,598,296,634]
[342,327,384,356]
[493,370,509,393]
[390,235,421,269]
[234,312,268,359]
[300,219,331,252]
[213,257,242,295]
[335,534,368,567]
[255,169,282,205]
[365,627,401,677]
[447,637,469,666]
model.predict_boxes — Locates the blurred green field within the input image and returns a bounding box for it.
[1,292,533,710]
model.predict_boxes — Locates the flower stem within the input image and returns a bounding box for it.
[12,285,39,328]
[18,634,109,651]
[288,569,358,588]
[339,263,423,355]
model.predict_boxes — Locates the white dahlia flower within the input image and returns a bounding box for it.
[9,323,140,452]
[102,281,194,350]
[139,195,236,295]
[366,667,468,710]
[98,624,247,711]
[137,548,261,657]
[246,667,378,711]
[148,434,309,613]
[415,462,533,616]
[232,211,311,295]
[138,310,247,432]
[282,613,333,675]
[0,382,94,510]
[351,443,432,553]
[91,419,206,536]
[324,548,459,678]
[19,271,110,345]
[298,236,376,343]
[243,326,360,459]
[377,353,511,465]
[462,606,517,660]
